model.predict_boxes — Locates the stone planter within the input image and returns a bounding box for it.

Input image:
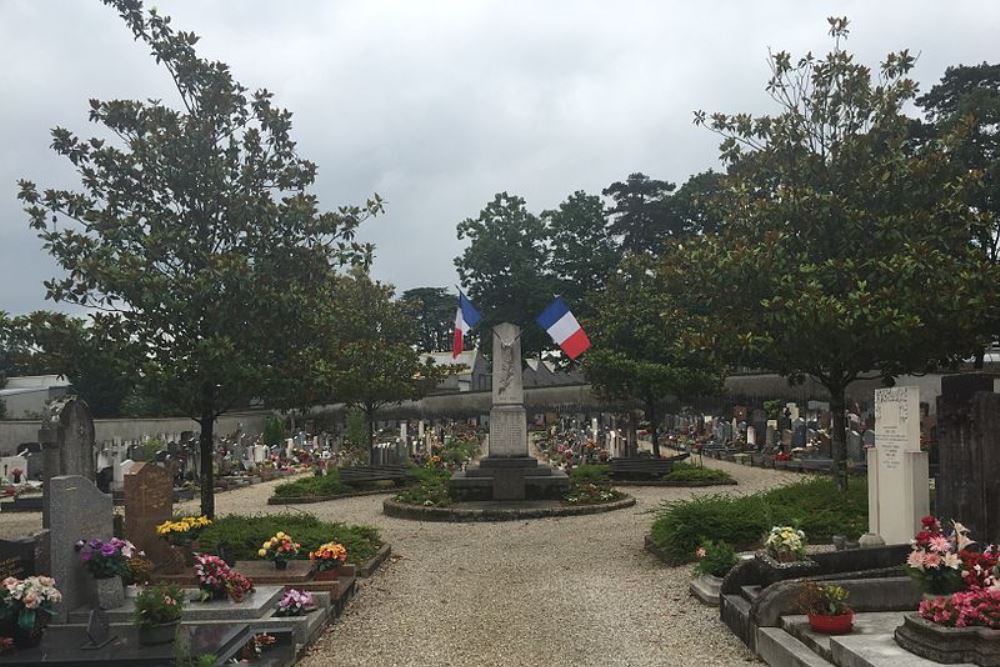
[92,575,125,610]
[138,620,180,646]
[689,573,723,606]
[313,567,340,582]
[895,613,1000,666]
[754,551,819,587]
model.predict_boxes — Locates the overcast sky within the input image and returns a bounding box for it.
[2,1,998,315]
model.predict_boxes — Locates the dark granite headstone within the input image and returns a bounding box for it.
[0,537,37,579]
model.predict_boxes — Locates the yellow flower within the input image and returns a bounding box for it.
[258,549,267,557]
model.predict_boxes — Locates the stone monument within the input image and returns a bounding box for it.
[450,323,569,501]
[40,397,96,529]
[124,462,174,570]
[865,386,929,545]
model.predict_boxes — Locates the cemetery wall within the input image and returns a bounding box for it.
[0,410,270,455]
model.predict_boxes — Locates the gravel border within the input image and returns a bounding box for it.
[383,495,636,522]
[354,543,392,577]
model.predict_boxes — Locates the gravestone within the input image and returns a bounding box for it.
[936,373,1000,543]
[765,423,777,448]
[0,455,28,482]
[746,426,756,447]
[40,397,96,529]
[867,386,929,545]
[0,536,38,579]
[124,462,174,570]
[847,430,863,462]
[792,418,807,446]
[862,429,875,448]
[450,323,569,501]
[48,475,114,622]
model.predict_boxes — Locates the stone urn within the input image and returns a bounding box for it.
[92,575,125,610]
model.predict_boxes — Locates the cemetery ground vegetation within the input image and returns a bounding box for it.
[649,476,867,565]
[195,513,382,564]
[271,468,350,499]
[662,462,735,484]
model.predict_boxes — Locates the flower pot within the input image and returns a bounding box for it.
[274,560,288,571]
[93,575,125,610]
[808,612,854,635]
[313,567,340,581]
[138,620,180,646]
[11,625,44,649]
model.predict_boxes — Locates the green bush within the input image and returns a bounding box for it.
[272,469,348,498]
[570,464,609,484]
[395,466,451,507]
[196,513,382,564]
[262,416,285,447]
[650,477,867,565]
[694,540,739,578]
[663,462,735,484]
[439,436,481,466]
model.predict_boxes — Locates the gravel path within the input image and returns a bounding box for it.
[0,460,804,666]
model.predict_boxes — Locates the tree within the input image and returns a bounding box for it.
[321,271,447,459]
[603,172,680,254]
[543,191,619,321]
[400,287,455,352]
[454,193,556,355]
[670,170,729,236]
[18,0,379,516]
[688,17,995,489]
[583,254,724,458]
[917,63,1000,366]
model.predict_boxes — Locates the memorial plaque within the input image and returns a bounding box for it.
[0,537,36,580]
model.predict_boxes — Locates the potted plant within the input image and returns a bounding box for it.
[0,576,62,648]
[798,582,853,634]
[691,540,739,605]
[134,584,184,646]
[258,532,300,570]
[764,526,808,563]
[904,516,970,599]
[309,542,348,581]
[10,469,22,484]
[75,537,137,610]
[274,589,315,616]
[193,554,254,602]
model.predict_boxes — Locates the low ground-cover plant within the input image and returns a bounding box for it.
[439,436,481,467]
[650,477,867,564]
[663,462,734,484]
[564,482,623,505]
[272,469,349,498]
[570,464,609,485]
[694,540,739,578]
[394,466,452,507]
[196,514,382,564]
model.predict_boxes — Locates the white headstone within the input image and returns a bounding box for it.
[868,386,929,545]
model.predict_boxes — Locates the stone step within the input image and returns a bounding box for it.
[757,627,834,667]
[741,584,762,602]
[829,633,974,667]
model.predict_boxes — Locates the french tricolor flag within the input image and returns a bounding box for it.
[536,297,591,360]
[452,291,482,358]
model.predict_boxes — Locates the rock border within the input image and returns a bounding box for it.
[267,486,405,505]
[383,495,636,522]
[611,478,737,487]
[355,542,392,578]
[894,613,1000,665]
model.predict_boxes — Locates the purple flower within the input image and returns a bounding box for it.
[100,543,116,557]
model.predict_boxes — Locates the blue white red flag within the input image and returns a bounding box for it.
[536,297,591,360]
[453,291,482,358]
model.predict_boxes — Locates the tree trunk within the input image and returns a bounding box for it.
[975,347,986,370]
[646,400,661,458]
[198,409,216,519]
[365,405,375,464]
[829,385,849,493]
[626,411,638,457]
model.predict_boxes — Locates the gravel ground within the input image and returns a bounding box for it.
[0,460,805,666]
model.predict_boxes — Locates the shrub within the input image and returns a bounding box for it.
[694,540,739,578]
[196,514,382,564]
[439,436,481,466]
[650,477,867,564]
[134,584,184,627]
[395,467,451,507]
[663,463,734,484]
[570,464,609,485]
[797,582,851,616]
[262,417,285,447]
[272,469,348,498]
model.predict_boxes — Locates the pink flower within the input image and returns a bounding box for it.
[929,536,952,553]
[925,553,942,568]
[695,548,707,559]
[907,550,926,570]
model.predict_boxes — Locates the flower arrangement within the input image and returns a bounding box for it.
[134,584,184,627]
[258,532,300,565]
[798,582,851,617]
[694,540,739,578]
[309,542,347,571]
[75,537,138,579]
[904,516,970,595]
[0,576,61,634]
[274,589,315,617]
[919,588,1000,629]
[124,557,155,587]
[764,526,807,562]
[193,554,254,602]
[156,516,212,546]
[9,469,23,483]
[959,546,999,590]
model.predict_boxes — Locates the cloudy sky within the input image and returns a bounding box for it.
[1,1,998,315]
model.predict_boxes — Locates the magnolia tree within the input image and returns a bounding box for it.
[18,0,380,516]
[683,17,997,489]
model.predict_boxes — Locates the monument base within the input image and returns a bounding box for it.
[449,457,570,501]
